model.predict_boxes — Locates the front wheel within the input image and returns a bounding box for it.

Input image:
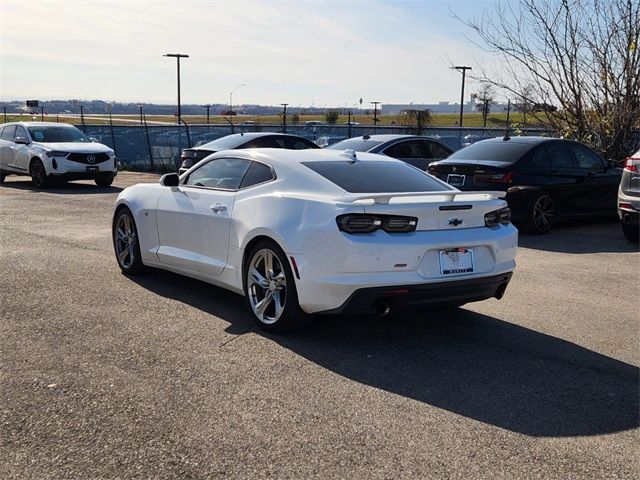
[522,192,556,234]
[113,208,144,274]
[95,176,114,187]
[30,159,50,188]
[244,241,308,332]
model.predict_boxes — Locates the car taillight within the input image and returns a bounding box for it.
[484,207,511,227]
[474,171,515,183]
[337,214,417,234]
[624,157,639,172]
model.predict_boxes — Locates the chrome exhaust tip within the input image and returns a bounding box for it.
[373,301,392,318]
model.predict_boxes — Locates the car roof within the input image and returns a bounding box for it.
[473,135,557,145]
[0,122,76,127]
[209,147,391,167]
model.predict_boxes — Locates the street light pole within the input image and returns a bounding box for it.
[281,103,288,133]
[163,53,189,125]
[203,104,211,124]
[452,65,472,127]
[229,83,246,115]
[370,101,380,125]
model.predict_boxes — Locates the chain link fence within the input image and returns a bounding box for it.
[81,123,560,172]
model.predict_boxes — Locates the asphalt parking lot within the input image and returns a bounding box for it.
[1,172,638,479]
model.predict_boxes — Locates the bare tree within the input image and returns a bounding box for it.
[396,109,432,135]
[475,82,496,126]
[457,0,640,160]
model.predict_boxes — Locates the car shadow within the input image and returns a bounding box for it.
[518,219,638,254]
[1,178,123,194]
[130,268,639,438]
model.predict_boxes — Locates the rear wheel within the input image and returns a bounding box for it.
[522,192,555,234]
[113,208,144,274]
[621,222,639,243]
[30,159,50,188]
[244,240,308,332]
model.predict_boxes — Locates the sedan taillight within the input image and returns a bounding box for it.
[337,214,417,234]
[624,157,639,172]
[474,171,515,183]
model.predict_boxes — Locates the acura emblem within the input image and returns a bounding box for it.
[448,218,463,227]
[87,155,96,164]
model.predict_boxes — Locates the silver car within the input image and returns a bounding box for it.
[618,147,640,242]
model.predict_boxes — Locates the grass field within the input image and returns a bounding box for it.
[2,112,545,128]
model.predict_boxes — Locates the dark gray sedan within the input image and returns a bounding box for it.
[326,134,453,170]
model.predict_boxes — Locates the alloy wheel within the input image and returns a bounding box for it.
[533,195,555,231]
[114,213,138,269]
[247,249,287,324]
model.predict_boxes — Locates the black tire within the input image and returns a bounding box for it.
[112,207,144,275]
[522,192,556,234]
[30,159,50,188]
[95,176,114,187]
[621,222,639,243]
[243,240,308,332]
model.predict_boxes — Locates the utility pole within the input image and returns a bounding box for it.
[347,110,352,138]
[371,101,380,125]
[139,105,144,125]
[79,105,85,126]
[40,106,44,121]
[203,104,211,124]
[2,106,6,122]
[281,103,288,133]
[163,53,189,125]
[452,65,472,127]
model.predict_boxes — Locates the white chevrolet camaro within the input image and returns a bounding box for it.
[112,148,517,331]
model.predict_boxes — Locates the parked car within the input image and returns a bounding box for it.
[428,136,622,234]
[0,122,117,188]
[326,134,453,170]
[618,147,640,242]
[178,132,319,175]
[113,149,517,332]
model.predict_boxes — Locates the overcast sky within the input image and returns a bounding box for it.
[0,0,500,106]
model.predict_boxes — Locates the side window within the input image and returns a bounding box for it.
[384,141,427,159]
[1,125,16,141]
[546,142,575,169]
[185,158,251,189]
[569,144,605,172]
[14,126,28,140]
[284,137,315,150]
[424,141,451,159]
[240,161,274,189]
[529,147,552,171]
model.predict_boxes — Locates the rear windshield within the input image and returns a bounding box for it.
[326,138,384,152]
[302,160,451,193]
[198,135,249,151]
[28,125,90,143]
[447,140,534,162]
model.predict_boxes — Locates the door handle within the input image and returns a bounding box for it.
[210,203,227,213]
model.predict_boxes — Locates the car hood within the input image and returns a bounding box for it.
[32,142,113,153]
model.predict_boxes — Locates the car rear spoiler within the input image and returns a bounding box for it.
[336,191,506,204]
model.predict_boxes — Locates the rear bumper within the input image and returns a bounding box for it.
[321,272,513,315]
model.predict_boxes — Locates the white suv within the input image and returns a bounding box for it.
[0,122,117,188]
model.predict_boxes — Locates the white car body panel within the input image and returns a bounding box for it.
[114,149,518,314]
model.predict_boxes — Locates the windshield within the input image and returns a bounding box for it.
[447,140,533,162]
[303,160,451,193]
[326,138,384,152]
[28,125,90,143]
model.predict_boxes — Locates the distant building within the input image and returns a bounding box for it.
[381,95,509,115]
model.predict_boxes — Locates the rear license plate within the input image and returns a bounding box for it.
[439,248,474,275]
[446,174,466,187]
[86,166,98,173]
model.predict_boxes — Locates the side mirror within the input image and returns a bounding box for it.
[14,136,29,145]
[160,173,180,187]
[90,137,99,143]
